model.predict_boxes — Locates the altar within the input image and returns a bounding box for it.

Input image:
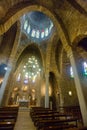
[18,99,29,107]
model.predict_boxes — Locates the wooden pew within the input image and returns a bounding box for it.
[0,106,19,115]
[0,106,19,129]
[40,124,77,130]
[59,106,83,123]
[0,121,15,130]
[33,113,73,125]
[0,111,18,115]
[31,110,60,118]
[0,106,18,115]
[30,108,51,118]
[35,117,78,130]
[0,111,18,121]
[65,127,87,130]
[30,107,79,130]
[0,115,17,122]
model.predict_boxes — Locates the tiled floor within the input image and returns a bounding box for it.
[14,107,36,130]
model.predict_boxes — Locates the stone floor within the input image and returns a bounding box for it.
[14,107,36,130]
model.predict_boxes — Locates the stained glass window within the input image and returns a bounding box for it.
[24,20,28,30]
[70,67,74,78]
[36,30,40,38]
[24,79,28,84]
[45,28,49,37]
[41,31,44,38]
[27,25,31,34]
[83,62,87,76]
[31,29,36,37]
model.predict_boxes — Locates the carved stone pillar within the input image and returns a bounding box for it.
[67,47,87,126]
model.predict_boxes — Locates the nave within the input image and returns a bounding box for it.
[14,107,36,130]
[0,0,87,128]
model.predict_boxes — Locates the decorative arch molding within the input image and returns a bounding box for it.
[71,34,87,47]
[67,0,87,16]
[45,33,61,77]
[71,35,87,60]
[0,20,21,70]
[14,43,44,72]
[9,21,21,65]
[53,39,64,74]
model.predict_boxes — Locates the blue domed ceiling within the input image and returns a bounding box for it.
[21,11,54,43]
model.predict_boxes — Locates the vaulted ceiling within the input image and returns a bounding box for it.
[0,0,87,78]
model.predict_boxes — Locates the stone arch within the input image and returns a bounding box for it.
[45,34,64,79]
[67,0,87,16]
[0,4,70,50]
[9,21,21,64]
[14,43,44,73]
[55,39,63,75]
[71,35,87,60]
[0,4,72,76]
[45,33,59,73]
[0,5,59,35]
[72,34,87,47]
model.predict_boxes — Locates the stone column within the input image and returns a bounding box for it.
[0,64,12,106]
[3,72,14,106]
[1,60,16,106]
[36,73,41,106]
[67,48,87,126]
[45,73,49,108]
[58,79,64,107]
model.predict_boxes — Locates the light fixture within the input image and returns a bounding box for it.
[68,91,72,96]
[22,55,41,83]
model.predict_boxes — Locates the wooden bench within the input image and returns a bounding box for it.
[40,124,77,130]
[59,106,83,123]
[0,111,18,121]
[33,113,73,125]
[65,127,87,130]
[36,117,78,130]
[0,106,19,123]
[30,109,52,118]
[0,106,19,115]
[0,115,17,122]
[0,121,15,130]
[31,110,60,120]
[0,106,18,113]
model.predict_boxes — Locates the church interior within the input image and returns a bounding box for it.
[0,0,87,130]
